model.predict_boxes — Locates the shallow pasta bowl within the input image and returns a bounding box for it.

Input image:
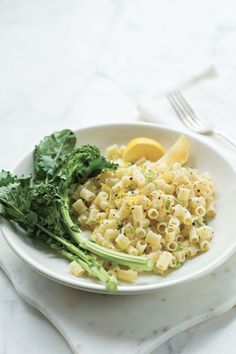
[1,123,236,294]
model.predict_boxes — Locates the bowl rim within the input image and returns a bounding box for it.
[1,121,236,294]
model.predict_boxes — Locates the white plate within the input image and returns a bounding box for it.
[1,122,236,294]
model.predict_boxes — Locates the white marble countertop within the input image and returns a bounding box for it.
[0,0,236,353]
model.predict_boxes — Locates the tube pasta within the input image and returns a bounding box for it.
[169,256,177,268]
[187,245,199,258]
[80,188,95,202]
[117,269,138,283]
[99,199,109,211]
[147,208,159,220]
[94,191,109,207]
[206,201,216,218]
[156,251,172,271]
[95,212,107,222]
[119,201,131,220]
[135,227,146,238]
[165,241,178,252]
[176,234,184,243]
[177,187,191,202]
[100,219,118,231]
[174,250,186,263]
[156,222,167,233]
[127,245,139,256]
[69,261,85,277]
[136,240,147,254]
[73,199,87,215]
[168,217,180,228]
[183,209,192,225]
[200,240,210,252]
[71,141,216,283]
[132,205,144,222]
[196,226,213,241]
[106,144,121,159]
[189,228,199,244]
[115,234,131,249]
[195,205,206,217]
[145,230,162,249]
[86,208,99,225]
[77,214,88,225]
[104,228,120,240]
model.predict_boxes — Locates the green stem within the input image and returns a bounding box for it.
[56,249,93,273]
[61,203,154,271]
[37,224,117,292]
[0,201,117,291]
[56,249,117,291]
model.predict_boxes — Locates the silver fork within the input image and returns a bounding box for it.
[166,90,236,148]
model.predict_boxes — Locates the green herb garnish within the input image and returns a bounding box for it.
[165,199,171,212]
[175,198,184,206]
[128,185,135,191]
[144,170,155,181]
[182,163,189,168]
[175,261,183,269]
[193,220,204,227]
[177,242,189,251]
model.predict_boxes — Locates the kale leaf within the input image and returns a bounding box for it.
[57,146,118,192]
[0,172,37,233]
[34,129,76,182]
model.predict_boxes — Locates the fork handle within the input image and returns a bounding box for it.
[214,130,236,149]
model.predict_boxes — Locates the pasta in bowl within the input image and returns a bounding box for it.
[71,135,216,284]
[2,123,235,294]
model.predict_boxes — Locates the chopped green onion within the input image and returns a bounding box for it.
[165,199,171,211]
[144,170,155,181]
[175,198,184,206]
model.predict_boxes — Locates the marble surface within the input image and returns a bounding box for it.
[2,233,236,354]
[0,0,236,353]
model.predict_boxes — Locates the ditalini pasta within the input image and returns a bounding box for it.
[70,143,216,282]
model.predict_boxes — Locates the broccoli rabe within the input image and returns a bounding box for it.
[0,129,153,292]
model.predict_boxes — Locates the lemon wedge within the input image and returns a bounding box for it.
[157,135,189,167]
[122,137,166,163]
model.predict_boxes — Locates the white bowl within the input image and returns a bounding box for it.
[1,123,236,294]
